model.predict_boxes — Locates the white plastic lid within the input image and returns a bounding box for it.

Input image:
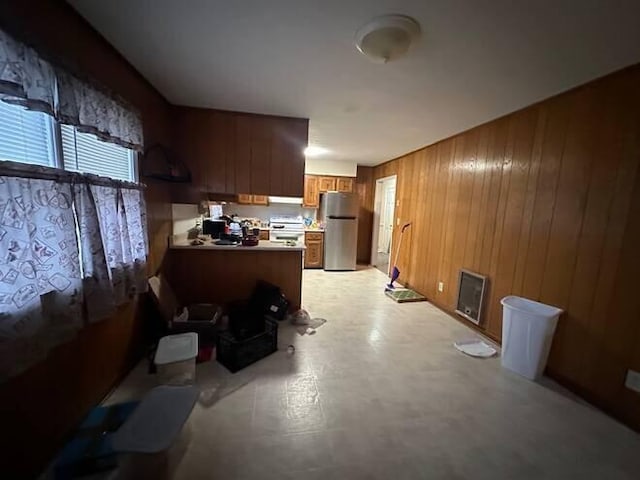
[154,332,198,365]
[111,385,199,453]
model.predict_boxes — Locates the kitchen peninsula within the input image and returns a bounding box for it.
[166,236,304,310]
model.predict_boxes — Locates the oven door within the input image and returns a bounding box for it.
[270,226,304,243]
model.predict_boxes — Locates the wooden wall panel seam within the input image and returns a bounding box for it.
[515,107,547,295]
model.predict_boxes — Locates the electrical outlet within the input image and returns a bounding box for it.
[625,370,640,393]
[438,281,444,293]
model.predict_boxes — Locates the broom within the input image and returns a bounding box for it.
[386,222,411,290]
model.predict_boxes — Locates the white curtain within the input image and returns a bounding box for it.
[0,175,82,380]
[74,182,148,322]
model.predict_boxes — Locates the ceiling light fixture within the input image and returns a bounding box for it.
[355,14,421,63]
[304,146,329,157]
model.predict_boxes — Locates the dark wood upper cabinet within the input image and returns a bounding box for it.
[211,111,235,194]
[172,107,308,200]
[234,114,253,195]
[249,115,271,195]
[173,107,210,194]
[280,118,307,197]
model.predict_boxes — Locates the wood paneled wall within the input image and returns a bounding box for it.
[0,2,173,477]
[356,166,375,263]
[373,64,640,431]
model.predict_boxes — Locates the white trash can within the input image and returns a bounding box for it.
[500,296,563,380]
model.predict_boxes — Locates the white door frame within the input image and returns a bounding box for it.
[371,175,397,270]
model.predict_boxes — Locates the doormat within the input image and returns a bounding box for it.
[385,288,427,303]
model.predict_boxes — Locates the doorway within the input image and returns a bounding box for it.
[371,175,397,275]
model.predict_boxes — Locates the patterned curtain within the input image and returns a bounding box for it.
[0,27,144,151]
[0,175,82,380]
[74,182,148,322]
[0,29,56,115]
[0,24,148,380]
[56,69,144,151]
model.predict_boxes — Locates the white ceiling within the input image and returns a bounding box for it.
[69,0,640,166]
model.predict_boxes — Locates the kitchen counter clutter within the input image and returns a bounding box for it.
[170,235,305,251]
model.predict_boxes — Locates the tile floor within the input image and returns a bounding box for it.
[105,267,640,479]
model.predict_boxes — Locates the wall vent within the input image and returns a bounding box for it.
[455,269,488,325]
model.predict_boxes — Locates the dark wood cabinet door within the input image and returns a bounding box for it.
[210,110,235,194]
[249,115,271,195]
[174,107,209,194]
[272,118,307,197]
[234,115,252,194]
[285,119,307,197]
[269,119,286,196]
[303,175,319,208]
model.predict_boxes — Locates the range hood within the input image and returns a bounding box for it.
[268,196,304,204]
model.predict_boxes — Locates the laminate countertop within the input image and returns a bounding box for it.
[169,236,305,252]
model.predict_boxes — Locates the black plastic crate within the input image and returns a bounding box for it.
[216,318,278,373]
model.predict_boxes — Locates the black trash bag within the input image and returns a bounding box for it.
[249,280,290,321]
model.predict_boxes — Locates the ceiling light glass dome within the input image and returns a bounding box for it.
[355,14,421,63]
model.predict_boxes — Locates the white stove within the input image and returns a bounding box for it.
[269,215,305,243]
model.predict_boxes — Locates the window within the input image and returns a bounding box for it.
[0,100,56,167]
[61,125,136,181]
[0,101,136,181]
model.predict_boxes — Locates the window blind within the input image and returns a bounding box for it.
[0,101,55,167]
[61,124,135,181]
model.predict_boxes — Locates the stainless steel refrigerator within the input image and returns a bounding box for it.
[322,192,358,271]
